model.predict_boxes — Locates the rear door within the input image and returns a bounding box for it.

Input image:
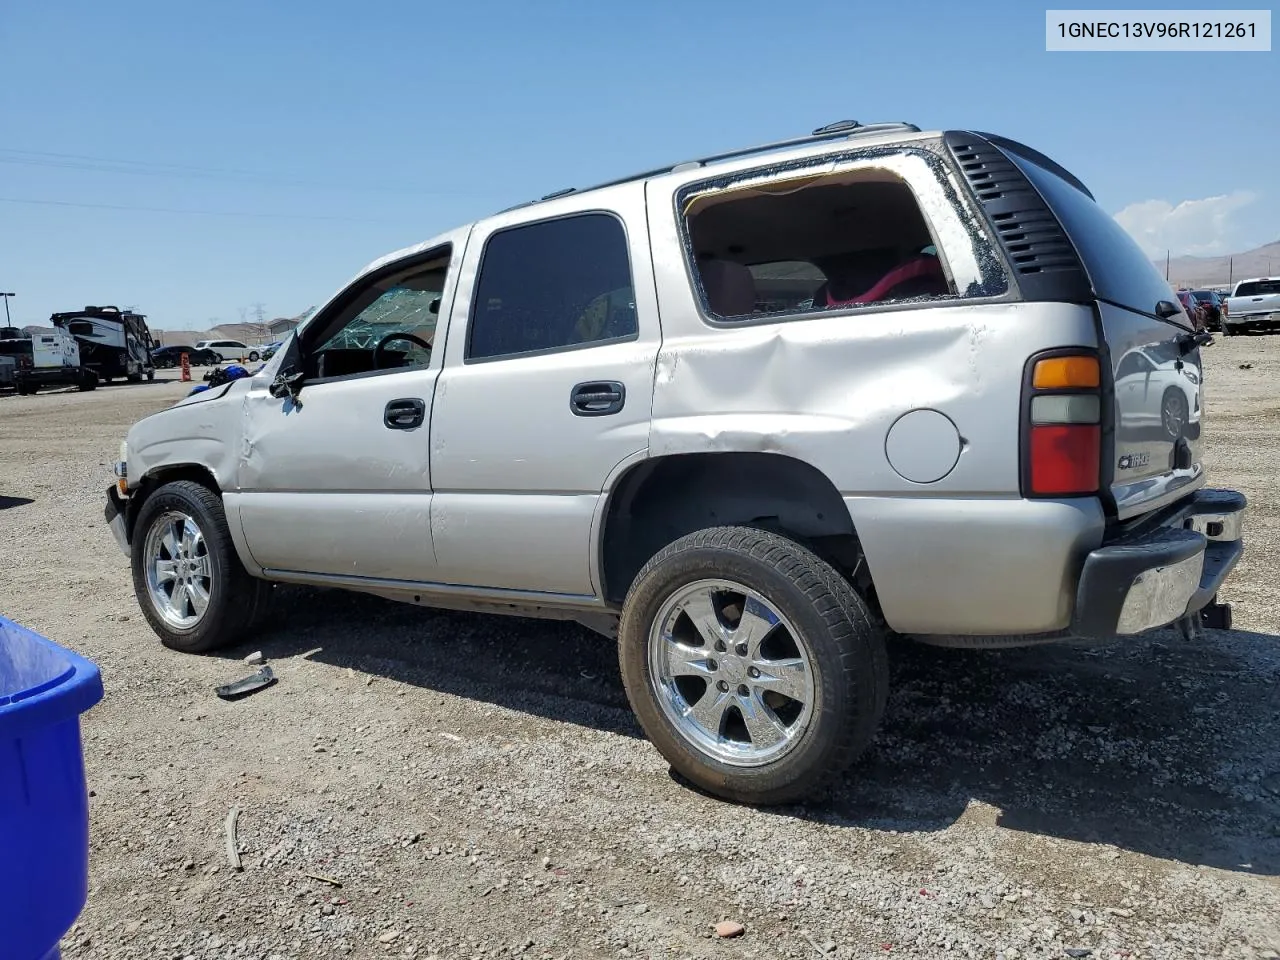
[428,183,660,596]
[1009,154,1204,520]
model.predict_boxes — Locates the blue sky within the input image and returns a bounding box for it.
[1,0,1275,331]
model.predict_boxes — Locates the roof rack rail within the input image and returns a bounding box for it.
[511,120,922,212]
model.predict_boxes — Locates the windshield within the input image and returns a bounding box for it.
[1191,291,1215,302]
[1235,280,1280,297]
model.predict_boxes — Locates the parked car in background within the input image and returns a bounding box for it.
[152,345,218,369]
[193,339,260,363]
[1190,290,1224,331]
[1223,277,1280,336]
[1175,290,1206,330]
[260,341,284,361]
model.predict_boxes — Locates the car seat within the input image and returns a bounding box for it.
[823,252,949,308]
[700,260,757,316]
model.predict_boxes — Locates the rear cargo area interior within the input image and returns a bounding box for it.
[684,168,953,317]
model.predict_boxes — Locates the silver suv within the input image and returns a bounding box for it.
[105,121,1247,805]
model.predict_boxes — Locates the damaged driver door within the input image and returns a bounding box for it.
[228,240,463,583]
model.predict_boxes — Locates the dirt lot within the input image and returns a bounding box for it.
[2,339,1279,960]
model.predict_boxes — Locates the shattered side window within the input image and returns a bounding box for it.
[306,250,452,380]
[677,147,1009,322]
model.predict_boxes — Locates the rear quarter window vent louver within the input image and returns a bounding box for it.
[945,133,1092,303]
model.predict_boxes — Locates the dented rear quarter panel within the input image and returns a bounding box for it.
[643,147,1110,634]
[647,300,1099,496]
[643,146,1102,500]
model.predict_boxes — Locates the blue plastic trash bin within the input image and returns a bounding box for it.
[0,615,104,960]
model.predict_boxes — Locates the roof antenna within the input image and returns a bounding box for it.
[811,120,862,135]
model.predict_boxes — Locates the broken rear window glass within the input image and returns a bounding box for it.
[678,151,1006,321]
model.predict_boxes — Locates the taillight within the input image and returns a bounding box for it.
[1022,352,1102,497]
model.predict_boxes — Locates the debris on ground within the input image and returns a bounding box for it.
[215,665,276,700]
[302,871,343,887]
[713,920,745,938]
[224,807,241,872]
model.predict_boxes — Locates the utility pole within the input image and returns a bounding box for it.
[0,291,13,326]
[251,302,267,343]
[1165,250,1170,281]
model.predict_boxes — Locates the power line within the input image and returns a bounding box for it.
[0,148,494,198]
[0,195,403,224]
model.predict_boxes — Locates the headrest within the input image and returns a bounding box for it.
[700,260,757,317]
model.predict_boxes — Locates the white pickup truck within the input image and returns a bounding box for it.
[1223,277,1280,335]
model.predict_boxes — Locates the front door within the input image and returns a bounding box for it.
[428,188,661,597]
[231,241,462,582]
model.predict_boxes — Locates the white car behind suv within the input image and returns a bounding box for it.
[194,339,260,363]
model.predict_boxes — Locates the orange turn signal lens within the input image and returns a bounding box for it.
[1033,356,1100,390]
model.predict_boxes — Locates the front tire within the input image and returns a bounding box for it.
[131,480,271,653]
[618,526,889,806]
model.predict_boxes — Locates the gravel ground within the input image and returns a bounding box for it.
[2,337,1279,960]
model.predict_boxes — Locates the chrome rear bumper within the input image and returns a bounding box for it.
[1072,488,1246,638]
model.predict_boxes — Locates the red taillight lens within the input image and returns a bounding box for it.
[1029,424,1100,494]
[1023,351,1103,497]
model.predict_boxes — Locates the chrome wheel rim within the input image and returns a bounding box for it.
[648,578,816,767]
[1163,394,1185,438]
[143,511,213,629]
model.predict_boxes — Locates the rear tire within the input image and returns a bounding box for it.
[618,526,889,806]
[248,350,260,363]
[131,480,272,653]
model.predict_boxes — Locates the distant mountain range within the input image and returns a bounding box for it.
[1155,240,1280,290]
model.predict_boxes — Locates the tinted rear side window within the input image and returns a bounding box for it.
[1235,280,1280,296]
[1009,152,1188,326]
[467,213,637,361]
